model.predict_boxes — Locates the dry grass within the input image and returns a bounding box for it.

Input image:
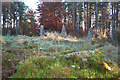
[40,32,118,63]
[0,36,6,44]
[41,31,81,42]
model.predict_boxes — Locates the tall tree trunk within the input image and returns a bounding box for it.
[64,5,66,25]
[106,2,111,39]
[3,20,6,34]
[68,15,69,27]
[108,19,111,39]
[112,3,115,40]
[64,15,66,24]
[16,17,18,35]
[115,2,119,40]
[67,9,70,27]
[116,2,118,28]
[83,2,86,31]
[0,6,2,35]
[95,2,98,38]
[87,3,89,30]
[113,3,116,40]
[102,8,105,35]
[7,5,11,36]
[74,2,78,28]
[13,18,15,30]
[15,3,18,35]
[89,3,91,29]
[13,18,16,35]
[9,18,12,35]
[19,16,23,35]
[77,2,81,37]
[75,7,77,28]
[72,2,75,36]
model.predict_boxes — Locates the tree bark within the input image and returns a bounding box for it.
[115,2,119,40]
[77,2,81,37]
[75,6,77,28]
[89,3,91,29]
[2,20,6,34]
[0,8,2,35]
[95,2,98,38]
[112,3,115,41]
[87,3,89,30]
[72,2,75,36]
[19,16,23,35]
[102,8,105,35]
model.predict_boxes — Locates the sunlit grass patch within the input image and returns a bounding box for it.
[0,36,6,44]
[41,32,81,42]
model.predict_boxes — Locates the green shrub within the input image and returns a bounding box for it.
[11,56,76,78]
[97,43,105,47]
[62,49,77,55]
[89,49,105,62]
[11,53,119,78]
[46,63,75,78]
[91,40,96,45]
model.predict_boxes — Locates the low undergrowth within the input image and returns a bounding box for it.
[1,32,119,78]
[10,49,119,78]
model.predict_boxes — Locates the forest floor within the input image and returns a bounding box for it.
[1,32,119,78]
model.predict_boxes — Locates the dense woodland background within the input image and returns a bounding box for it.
[1,1,120,41]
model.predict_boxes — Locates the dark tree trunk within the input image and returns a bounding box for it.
[64,15,66,24]
[68,16,69,27]
[106,3,111,39]
[3,21,6,34]
[87,3,89,30]
[89,3,91,29]
[19,16,23,35]
[67,9,70,27]
[116,2,118,28]
[83,2,86,31]
[7,7,11,36]
[15,3,18,35]
[115,2,119,40]
[95,2,98,38]
[112,3,115,40]
[0,6,2,35]
[102,8,105,35]
[108,20,111,39]
[77,2,81,37]
[72,2,75,36]
[16,17,18,35]
[13,18,15,29]
[75,8,77,28]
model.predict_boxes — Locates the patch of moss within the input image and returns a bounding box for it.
[62,49,77,55]
[91,40,96,45]
[97,43,105,47]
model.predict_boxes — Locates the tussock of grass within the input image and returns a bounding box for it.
[62,49,77,55]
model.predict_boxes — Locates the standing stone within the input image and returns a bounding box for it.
[7,30,11,36]
[61,24,66,35]
[87,27,93,40]
[40,25,44,36]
